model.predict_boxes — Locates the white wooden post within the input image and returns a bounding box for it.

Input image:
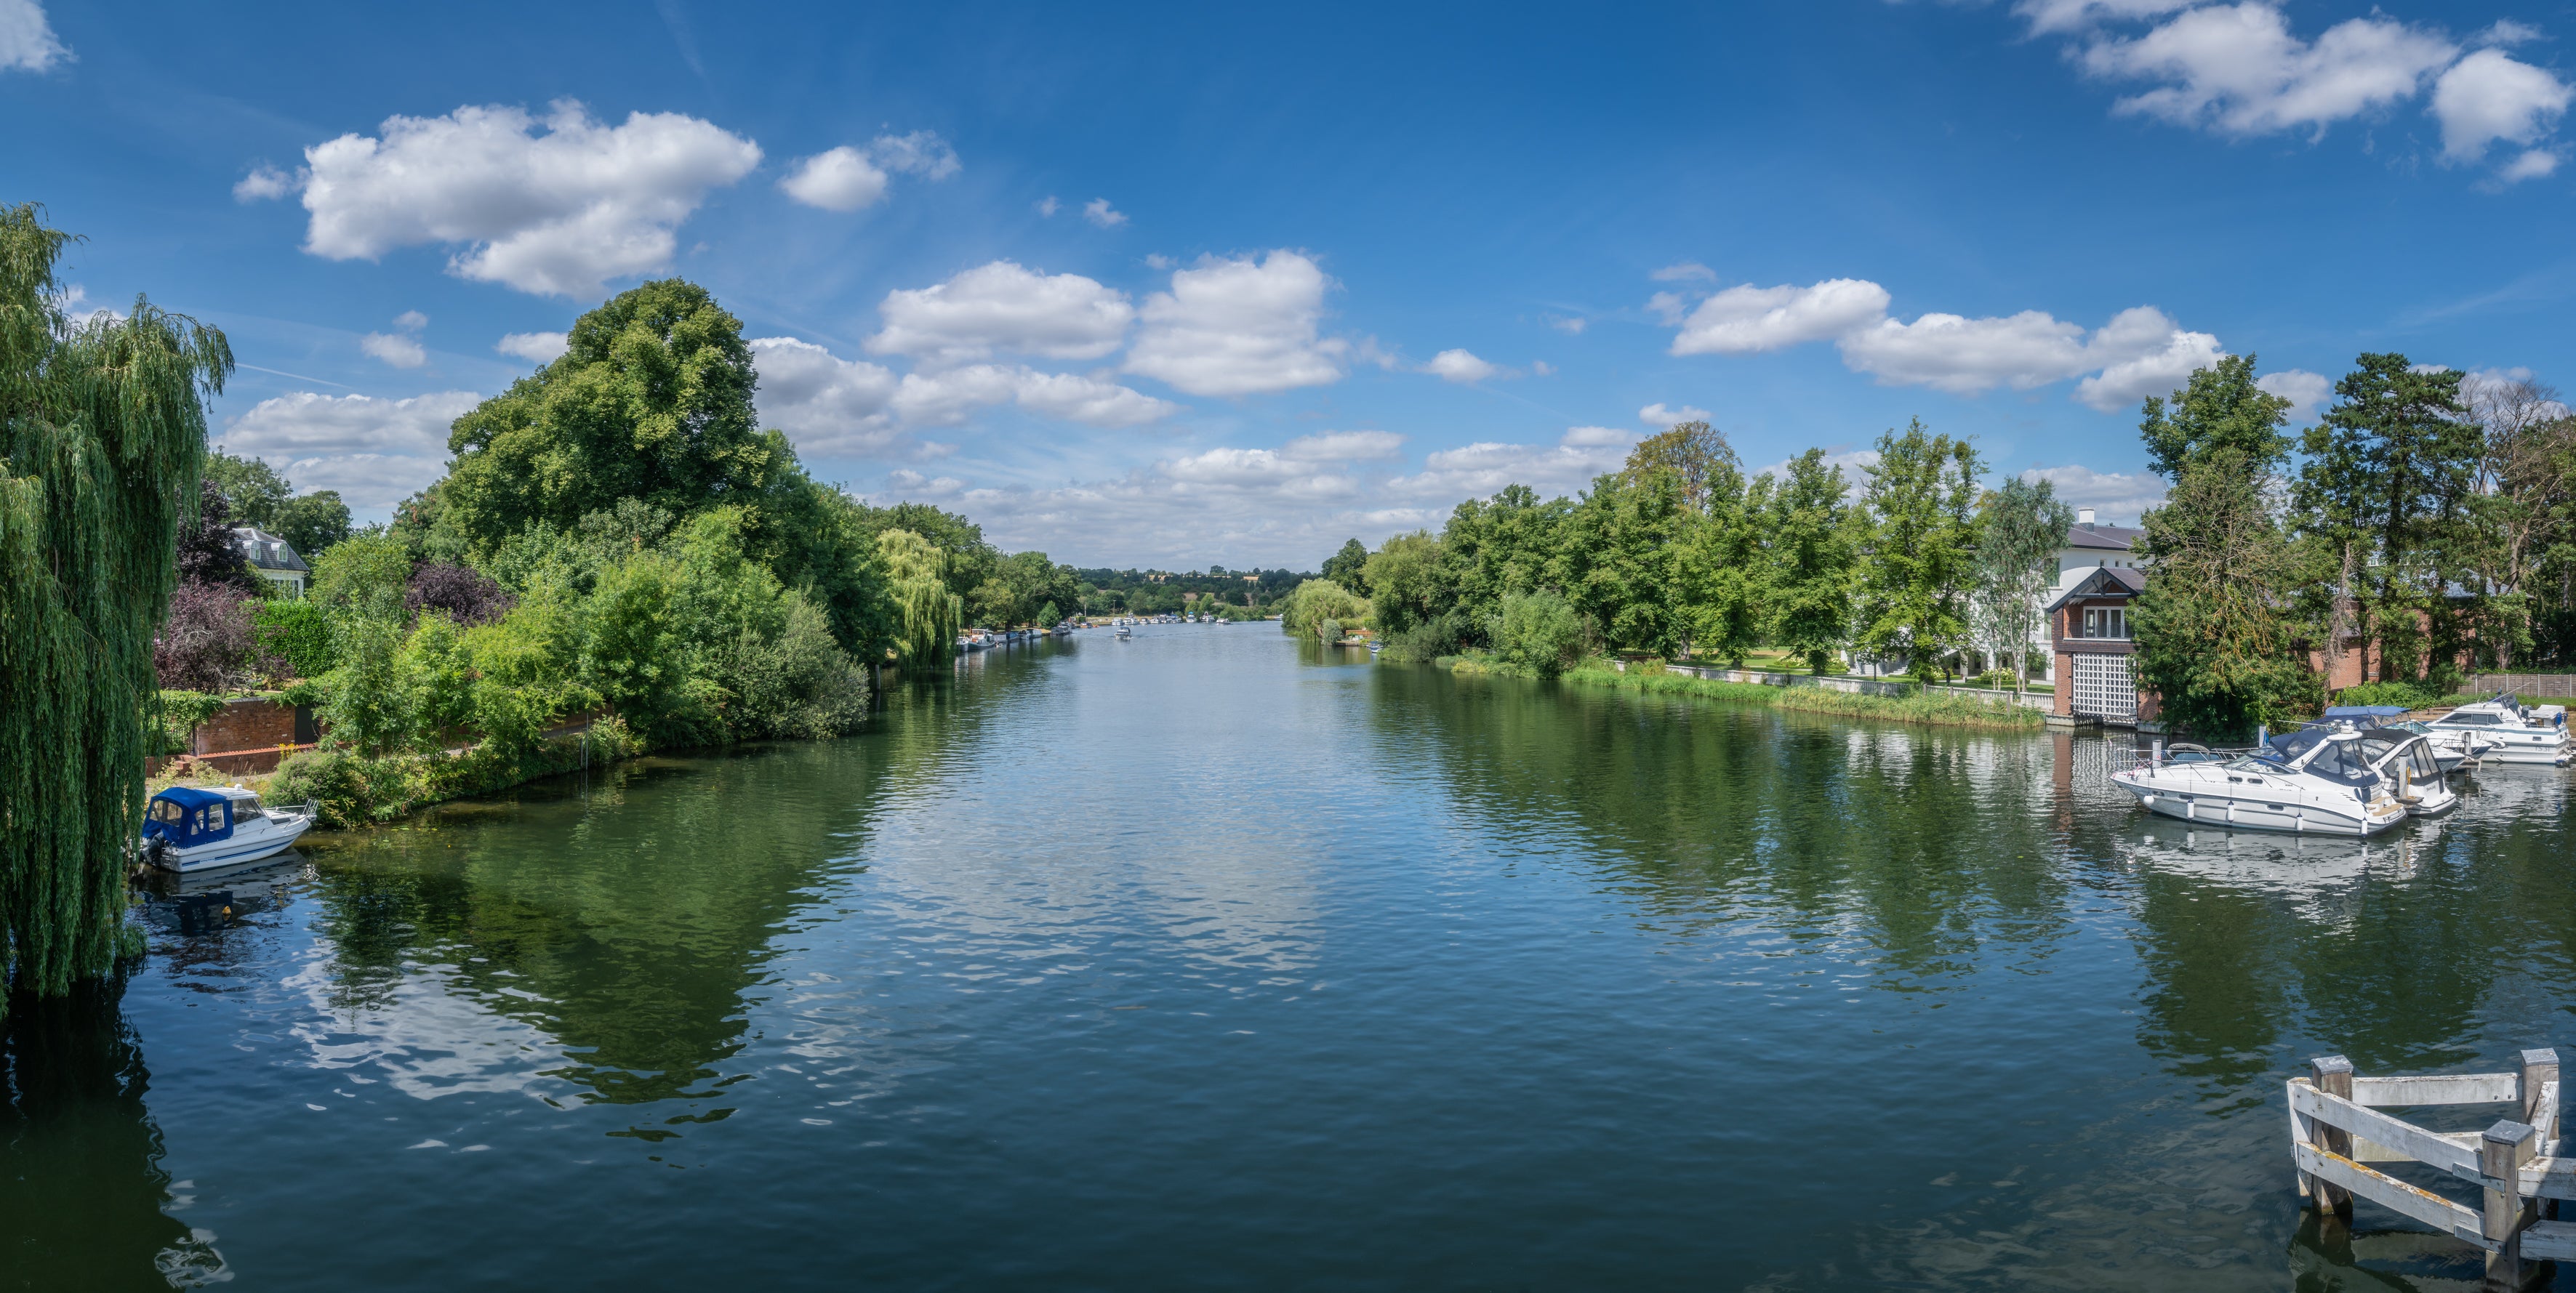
[2523,1048,2560,1225]
[2481,1119,2539,1289]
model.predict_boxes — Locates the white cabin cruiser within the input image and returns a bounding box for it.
[2423,693,2572,765]
[2276,726,2457,816]
[141,784,315,873]
[2311,706,2489,776]
[2111,728,2409,836]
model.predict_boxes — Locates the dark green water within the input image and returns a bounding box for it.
[7,627,2574,1290]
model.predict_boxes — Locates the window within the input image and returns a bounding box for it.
[2082,606,2128,639]
[152,800,184,823]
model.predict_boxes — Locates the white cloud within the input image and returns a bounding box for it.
[1424,349,1501,383]
[2431,49,2572,173]
[1282,430,1405,462]
[1650,262,1717,282]
[2500,149,2561,181]
[1081,198,1128,228]
[359,332,427,368]
[297,100,762,297]
[2014,0,2192,36]
[2071,307,2225,411]
[779,147,888,212]
[390,310,428,331]
[884,361,1176,430]
[1531,360,1555,376]
[1388,426,1636,499]
[870,131,960,180]
[868,260,1134,366]
[2079,5,2457,138]
[1036,196,1061,217]
[233,165,296,202]
[1125,250,1344,397]
[749,336,901,454]
[1639,402,1712,427]
[2019,465,2167,525]
[1550,315,1587,334]
[496,331,569,363]
[1839,310,2090,393]
[220,390,481,512]
[2475,21,2543,49]
[1668,278,1892,355]
[1160,447,1361,499]
[0,0,66,72]
[2255,368,2332,420]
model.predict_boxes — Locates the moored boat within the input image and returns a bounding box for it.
[2110,728,2409,836]
[141,785,315,873]
[2423,693,2572,765]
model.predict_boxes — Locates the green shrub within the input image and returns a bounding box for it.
[1280,579,1367,639]
[1970,668,2018,690]
[270,746,419,827]
[253,597,337,679]
[2333,680,2437,711]
[1378,609,1469,664]
[1489,590,1586,679]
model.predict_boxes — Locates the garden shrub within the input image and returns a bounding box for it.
[254,597,337,680]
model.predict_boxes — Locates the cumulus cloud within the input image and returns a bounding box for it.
[779,147,888,212]
[1126,250,1345,397]
[1668,278,1891,355]
[496,331,569,363]
[295,100,762,297]
[233,164,296,202]
[1011,370,1177,426]
[1839,310,2092,393]
[868,260,1133,366]
[0,0,66,72]
[1082,198,1128,228]
[1282,430,1405,462]
[2431,49,2572,176]
[359,332,427,368]
[2071,307,2225,411]
[2255,368,2332,420]
[1389,426,1637,500]
[1035,196,1061,217]
[1550,315,1587,334]
[1639,402,1712,427]
[2079,5,2457,138]
[2014,0,2191,36]
[871,131,960,180]
[749,336,902,454]
[391,310,428,331]
[220,390,481,512]
[891,363,1173,430]
[2019,464,2167,525]
[1424,349,1501,383]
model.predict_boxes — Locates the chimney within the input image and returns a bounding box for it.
[2077,507,2096,529]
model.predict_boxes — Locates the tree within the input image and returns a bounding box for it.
[1490,590,1586,678]
[2293,354,2476,682]
[1321,538,1371,594]
[203,448,292,527]
[2132,450,2316,734]
[2465,375,2576,669]
[1561,469,1685,655]
[878,528,961,670]
[154,582,265,692]
[441,279,782,556]
[1621,419,1735,511]
[1280,579,1366,640]
[177,479,257,592]
[1,204,234,1002]
[1435,485,1569,643]
[2137,355,2292,480]
[1673,456,1768,664]
[1361,531,1447,635]
[275,489,352,559]
[1971,477,2074,696]
[1855,419,1983,680]
[1764,450,1857,674]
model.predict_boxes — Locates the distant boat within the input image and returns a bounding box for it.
[2423,693,2572,765]
[1115,624,1132,639]
[142,785,314,873]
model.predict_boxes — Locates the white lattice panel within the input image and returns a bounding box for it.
[2072,653,2137,722]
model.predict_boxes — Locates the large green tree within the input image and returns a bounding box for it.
[2293,353,2477,682]
[1763,449,1858,674]
[1320,537,1371,594]
[1,205,234,1004]
[2133,450,2317,733]
[1621,419,1733,512]
[1673,453,1768,663]
[1561,468,1685,655]
[2137,355,2292,480]
[1855,419,1983,679]
[1971,477,2074,696]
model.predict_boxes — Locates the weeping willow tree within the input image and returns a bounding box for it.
[1,206,233,1008]
[877,528,960,671]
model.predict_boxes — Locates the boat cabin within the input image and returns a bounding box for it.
[145,785,247,847]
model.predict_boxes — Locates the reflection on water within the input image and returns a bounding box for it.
[9,629,2576,1290]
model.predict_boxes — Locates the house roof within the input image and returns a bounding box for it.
[2063,521,2144,552]
[2043,563,2144,611]
[232,526,309,573]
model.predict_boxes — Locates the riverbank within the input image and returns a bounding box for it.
[1440,653,2045,730]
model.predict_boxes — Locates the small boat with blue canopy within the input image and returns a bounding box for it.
[141,784,315,873]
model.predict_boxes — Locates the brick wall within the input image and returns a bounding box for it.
[192,697,298,754]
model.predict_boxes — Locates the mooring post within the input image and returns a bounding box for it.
[2308,1055,2356,1215]
[2523,1048,2560,1222]
[2481,1119,2539,1289]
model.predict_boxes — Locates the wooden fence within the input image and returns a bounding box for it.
[2290,1048,2572,1287]
[2470,674,2576,699]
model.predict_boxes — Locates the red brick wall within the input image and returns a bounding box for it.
[193,698,297,754]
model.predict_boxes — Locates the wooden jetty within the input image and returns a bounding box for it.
[2290,1048,2569,1286]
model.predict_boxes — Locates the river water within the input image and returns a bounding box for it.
[6,625,2574,1290]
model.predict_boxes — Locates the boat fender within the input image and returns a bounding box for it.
[2138,794,2155,807]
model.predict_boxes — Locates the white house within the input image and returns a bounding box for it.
[233,526,309,597]
[2023,509,2145,685]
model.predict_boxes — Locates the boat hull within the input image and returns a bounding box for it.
[2112,778,2404,837]
[148,818,312,873]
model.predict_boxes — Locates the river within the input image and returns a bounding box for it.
[6,624,2572,1290]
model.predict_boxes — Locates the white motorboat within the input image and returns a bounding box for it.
[1115,624,1132,639]
[2313,705,2489,776]
[2111,728,2410,836]
[2423,693,2573,765]
[2293,727,2457,816]
[141,784,315,873]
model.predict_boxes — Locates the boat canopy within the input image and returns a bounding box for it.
[145,786,235,846]
[2262,729,2380,788]
[2322,705,2409,721]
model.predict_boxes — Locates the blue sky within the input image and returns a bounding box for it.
[7,0,2572,568]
